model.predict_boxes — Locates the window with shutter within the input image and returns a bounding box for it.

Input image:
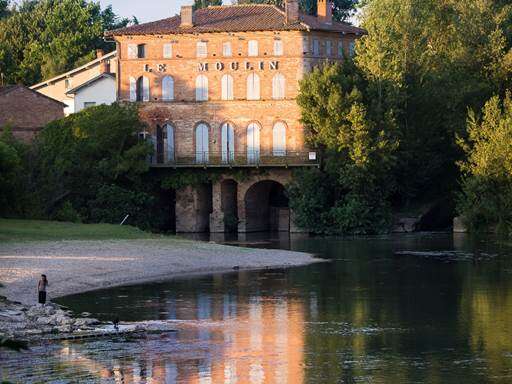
[221,122,235,163]
[195,123,209,163]
[197,41,207,58]
[223,42,232,57]
[272,73,285,100]
[163,43,173,59]
[137,44,146,59]
[274,40,283,56]
[221,74,234,100]
[162,76,174,101]
[326,40,332,56]
[272,122,287,156]
[128,44,137,59]
[313,39,320,56]
[338,41,344,57]
[248,40,258,57]
[247,73,260,100]
[349,41,356,56]
[195,75,208,101]
[129,77,136,101]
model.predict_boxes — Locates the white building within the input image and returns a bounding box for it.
[65,73,117,113]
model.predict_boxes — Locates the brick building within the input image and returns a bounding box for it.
[0,85,65,142]
[107,0,364,233]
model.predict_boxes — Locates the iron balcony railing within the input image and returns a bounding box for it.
[151,150,319,167]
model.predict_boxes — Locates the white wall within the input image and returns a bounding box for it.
[73,76,116,113]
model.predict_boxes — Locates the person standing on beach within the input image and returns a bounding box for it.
[37,274,48,305]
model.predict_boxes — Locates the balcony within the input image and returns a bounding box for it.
[150,151,319,168]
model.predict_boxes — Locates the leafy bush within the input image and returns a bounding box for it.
[51,201,82,223]
[457,93,512,233]
[32,103,154,227]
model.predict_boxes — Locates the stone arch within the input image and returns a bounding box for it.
[242,179,290,232]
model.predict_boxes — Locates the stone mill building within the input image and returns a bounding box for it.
[106,0,364,233]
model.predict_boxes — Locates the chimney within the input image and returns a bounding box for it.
[285,0,299,24]
[96,49,104,59]
[100,59,110,74]
[180,5,194,27]
[317,0,333,24]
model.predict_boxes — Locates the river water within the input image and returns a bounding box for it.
[2,232,512,383]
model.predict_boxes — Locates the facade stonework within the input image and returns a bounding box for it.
[108,2,364,232]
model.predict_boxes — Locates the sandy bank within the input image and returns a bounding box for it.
[0,238,319,305]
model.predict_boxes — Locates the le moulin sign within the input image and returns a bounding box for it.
[143,61,280,73]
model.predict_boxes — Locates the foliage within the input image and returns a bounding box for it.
[194,0,222,10]
[51,201,82,223]
[0,126,31,217]
[292,62,397,234]
[0,0,132,85]
[32,103,154,227]
[236,0,358,21]
[356,0,512,204]
[457,92,512,233]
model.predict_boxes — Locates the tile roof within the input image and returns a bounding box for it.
[106,5,365,37]
[0,85,66,106]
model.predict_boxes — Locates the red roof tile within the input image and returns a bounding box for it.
[106,5,365,36]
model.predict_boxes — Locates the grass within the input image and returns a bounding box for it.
[0,219,158,242]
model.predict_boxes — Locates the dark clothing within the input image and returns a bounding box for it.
[38,291,46,304]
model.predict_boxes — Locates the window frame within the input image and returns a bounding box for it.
[196,41,208,58]
[222,41,232,57]
[163,43,173,59]
[273,39,283,56]
[248,40,258,57]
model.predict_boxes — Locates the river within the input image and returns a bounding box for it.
[2,232,512,383]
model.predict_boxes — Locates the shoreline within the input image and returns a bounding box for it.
[0,237,321,305]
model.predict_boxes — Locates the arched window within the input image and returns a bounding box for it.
[195,123,209,163]
[135,76,149,102]
[247,122,260,164]
[164,123,175,162]
[272,73,285,100]
[273,122,286,156]
[247,73,260,100]
[221,74,234,101]
[162,76,174,101]
[195,75,208,101]
[221,122,235,163]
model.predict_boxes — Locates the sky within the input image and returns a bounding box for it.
[99,0,201,23]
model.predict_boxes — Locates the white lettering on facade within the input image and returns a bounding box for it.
[230,62,239,71]
[157,64,167,72]
[215,62,224,71]
[193,61,279,72]
[269,61,278,70]
[258,61,264,70]
[198,62,209,71]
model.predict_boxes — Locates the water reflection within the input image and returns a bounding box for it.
[3,233,512,383]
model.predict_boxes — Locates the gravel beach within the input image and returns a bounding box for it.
[0,238,318,305]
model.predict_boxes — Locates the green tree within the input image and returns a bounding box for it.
[194,0,222,10]
[457,92,512,233]
[0,0,131,85]
[356,0,512,206]
[0,0,10,19]
[290,62,398,234]
[236,0,358,21]
[33,103,155,227]
[0,140,22,216]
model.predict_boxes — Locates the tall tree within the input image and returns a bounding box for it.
[0,0,10,19]
[0,0,132,85]
[236,0,358,21]
[194,0,222,10]
[356,0,512,205]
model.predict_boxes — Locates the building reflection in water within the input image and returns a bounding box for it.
[54,272,306,384]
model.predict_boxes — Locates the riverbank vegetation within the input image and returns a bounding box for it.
[290,0,512,234]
